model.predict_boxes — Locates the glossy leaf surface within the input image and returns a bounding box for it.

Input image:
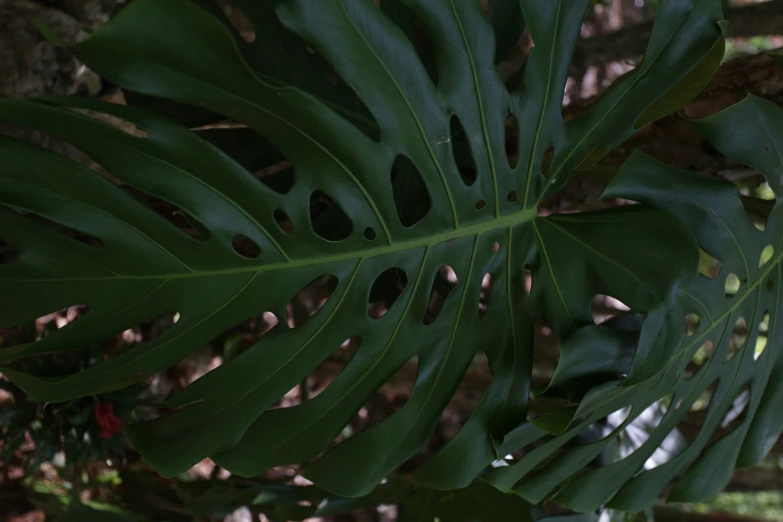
[0,0,721,498]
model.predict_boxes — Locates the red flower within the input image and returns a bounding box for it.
[94,401,122,439]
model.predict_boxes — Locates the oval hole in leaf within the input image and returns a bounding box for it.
[113,183,209,241]
[429,351,491,447]
[689,378,719,412]
[35,305,90,338]
[364,227,376,241]
[256,162,296,195]
[586,404,640,459]
[505,113,519,169]
[449,114,477,186]
[699,249,722,279]
[215,0,256,43]
[391,155,431,227]
[602,405,634,439]
[748,211,767,231]
[268,379,307,411]
[303,336,362,400]
[755,179,776,201]
[743,201,769,232]
[685,313,700,336]
[604,402,681,468]
[273,209,293,235]
[423,265,459,325]
[759,244,774,268]
[591,295,631,325]
[368,267,409,320]
[475,200,487,211]
[310,190,353,241]
[286,274,339,328]
[728,316,748,360]
[251,311,280,344]
[68,107,149,138]
[530,323,560,392]
[133,202,208,242]
[685,341,714,380]
[478,273,494,321]
[740,179,774,231]
[173,209,209,241]
[507,190,519,203]
[147,311,182,343]
[755,312,770,360]
[540,145,555,175]
[523,265,532,296]
[635,397,688,470]
[232,234,261,258]
[336,355,419,444]
[725,273,740,298]
[6,206,105,250]
[492,241,500,254]
[254,34,379,142]
[381,0,438,86]
[720,387,751,432]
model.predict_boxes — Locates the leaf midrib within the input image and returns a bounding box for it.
[446,0,499,217]
[666,242,783,371]
[541,218,654,293]
[499,225,519,418]
[2,207,538,283]
[336,0,459,227]
[531,219,576,330]
[370,235,481,481]
[534,10,695,207]
[234,247,432,459]
[2,177,193,273]
[69,0,394,246]
[521,0,562,209]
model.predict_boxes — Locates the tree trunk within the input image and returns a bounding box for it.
[555,51,783,209]
[0,0,118,99]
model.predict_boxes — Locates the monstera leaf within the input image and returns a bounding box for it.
[481,95,783,511]
[0,0,722,498]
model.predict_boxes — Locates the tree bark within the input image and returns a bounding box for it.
[572,0,783,70]
[0,0,118,99]
[554,50,783,210]
[628,50,783,174]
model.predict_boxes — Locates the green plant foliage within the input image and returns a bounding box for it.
[0,0,724,501]
[1,328,140,473]
[482,94,783,512]
[48,474,536,522]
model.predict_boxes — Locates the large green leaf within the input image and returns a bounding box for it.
[0,0,721,497]
[483,94,783,511]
